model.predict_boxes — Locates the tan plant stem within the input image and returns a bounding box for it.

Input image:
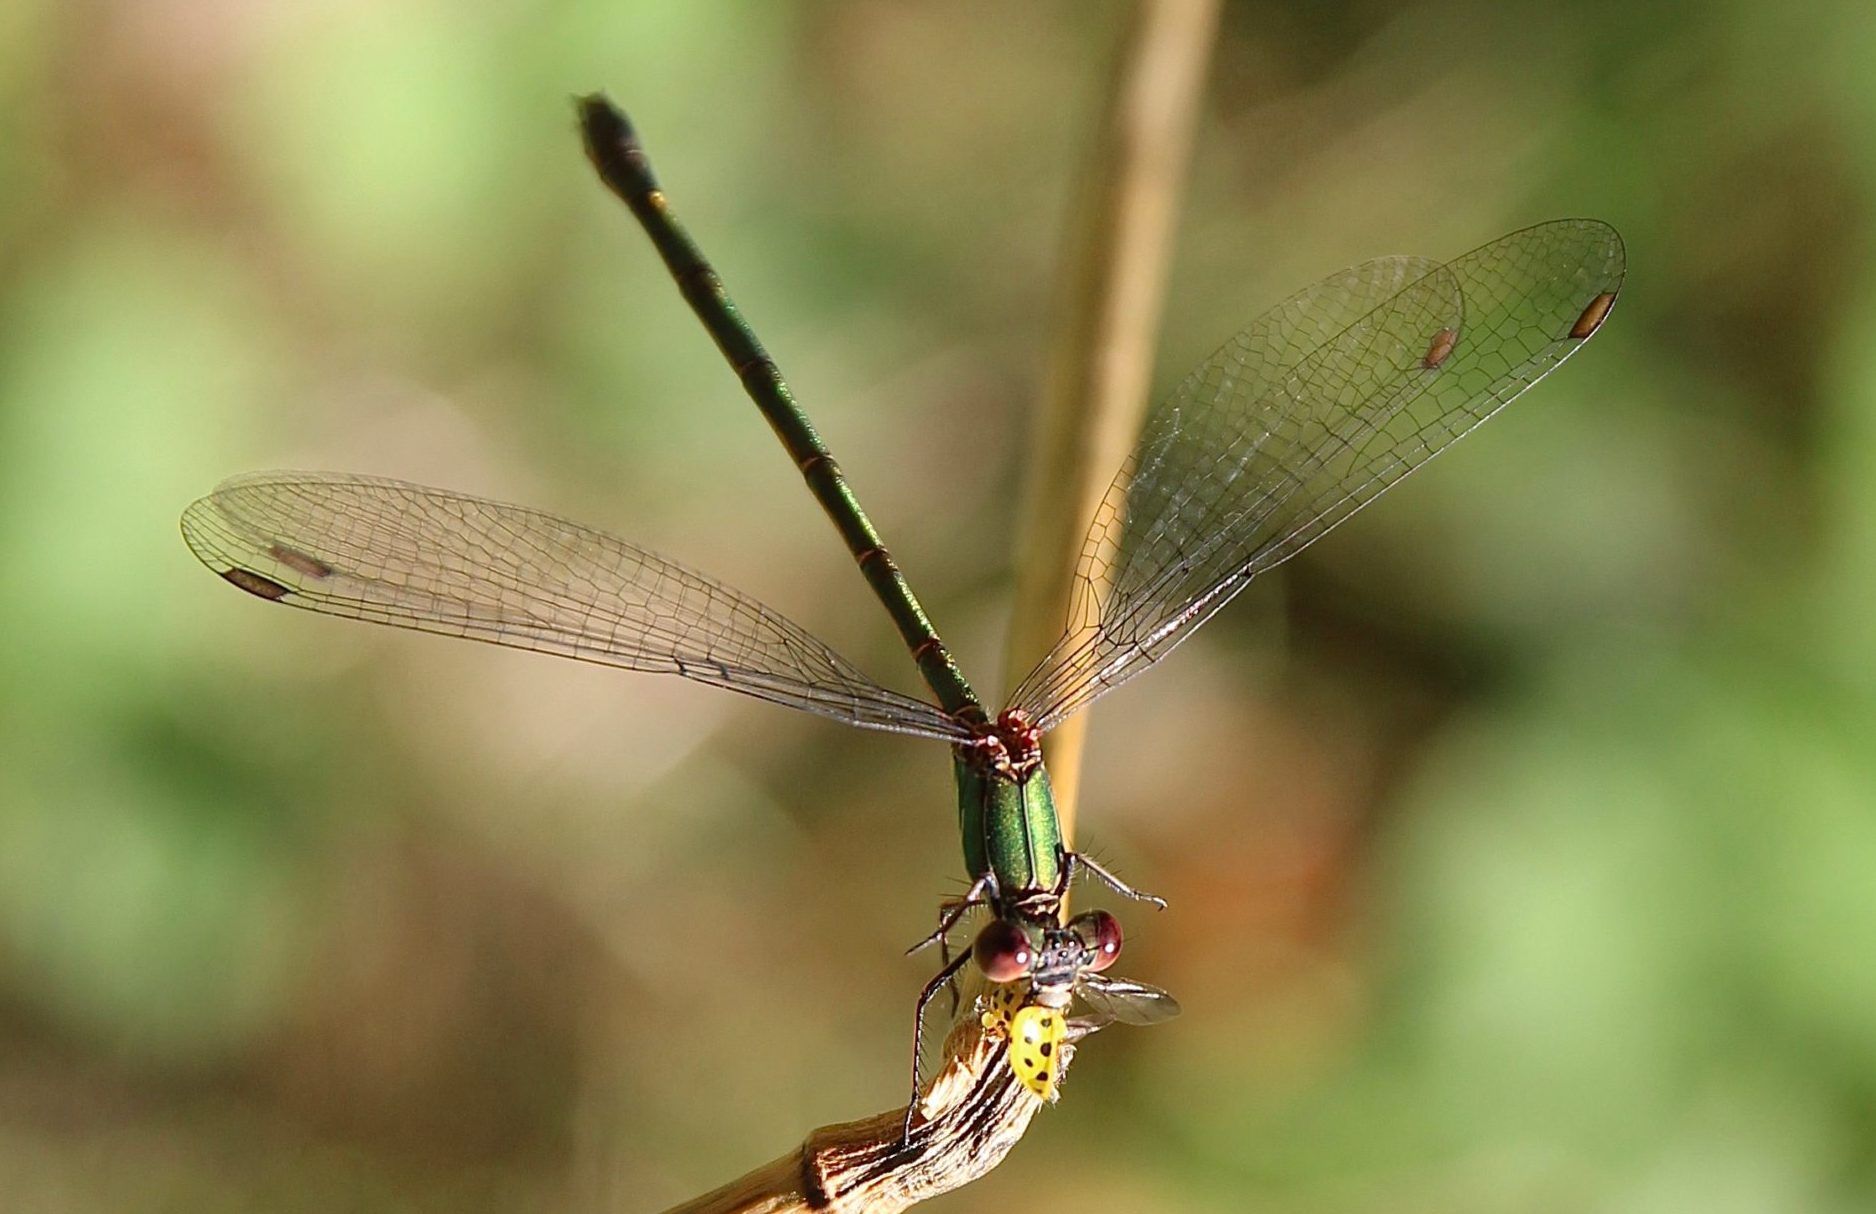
[1002,0,1218,844]
[659,1017,1076,1214]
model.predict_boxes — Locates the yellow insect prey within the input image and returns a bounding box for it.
[981,981,1067,1100]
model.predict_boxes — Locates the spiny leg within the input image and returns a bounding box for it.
[902,949,972,1143]
[936,903,963,1018]
[903,872,995,957]
[1065,850,1168,909]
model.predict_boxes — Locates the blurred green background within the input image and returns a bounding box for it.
[4,0,1875,1209]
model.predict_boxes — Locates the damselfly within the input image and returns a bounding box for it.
[180,96,1624,1137]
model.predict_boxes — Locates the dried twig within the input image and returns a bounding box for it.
[661,1017,1086,1214]
[1003,0,1218,839]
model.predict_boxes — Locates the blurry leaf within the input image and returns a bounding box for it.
[0,712,321,1067]
[225,4,527,344]
[0,220,287,699]
[1381,654,1702,1154]
[1815,283,1876,678]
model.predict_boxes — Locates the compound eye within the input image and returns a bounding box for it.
[1070,910,1123,971]
[973,919,1036,983]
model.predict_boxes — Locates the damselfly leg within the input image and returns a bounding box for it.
[903,949,972,1142]
[904,873,996,956]
[1063,850,1168,910]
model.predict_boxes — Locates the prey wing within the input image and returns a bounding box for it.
[1076,971,1182,1027]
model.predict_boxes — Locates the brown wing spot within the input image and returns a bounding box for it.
[268,544,334,579]
[1570,291,1617,340]
[1421,327,1458,369]
[222,568,290,600]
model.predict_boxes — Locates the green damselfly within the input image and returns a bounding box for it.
[180,95,1624,1138]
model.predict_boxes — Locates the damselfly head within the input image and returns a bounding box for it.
[1067,909,1123,972]
[973,909,1121,993]
[1021,911,1121,1003]
[972,917,1040,983]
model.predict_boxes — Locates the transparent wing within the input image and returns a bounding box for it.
[1075,972,1182,1027]
[1009,220,1625,729]
[181,473,972,742]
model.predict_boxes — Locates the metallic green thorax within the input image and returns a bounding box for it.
[953,754,1064,894]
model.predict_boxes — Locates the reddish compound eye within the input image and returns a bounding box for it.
[973,919,1036,982]
[1070,910,1123,971]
